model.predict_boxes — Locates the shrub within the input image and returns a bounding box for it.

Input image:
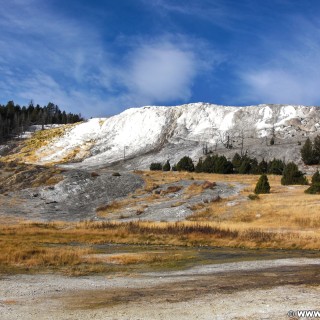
[281,162,308,185]
[162,160,171,171]
[172,164,177,171]
[176,156,194,172]
[248,194,260,200]
[112,172,121,176]
[254,174,270,194]
[91,171,100,177]
[150,163,162,171]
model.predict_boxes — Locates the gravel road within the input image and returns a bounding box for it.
[1,258,320,320]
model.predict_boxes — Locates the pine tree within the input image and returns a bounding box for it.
[150,163,162,171]
[301,137,316,165]
[305,170,320,194]
[232,153,242,173]
[254,174,270,194]
[258,159,268,174]
[238,156,251,174]
[162,160,171,171]
[314,135,320,164]
[281,162,308,185]
[202,155,215,173]
[195,158,203,173]
[176,156,194,172]
[268,158,285,175]
[312,170,320,184]
[215,156,233,174]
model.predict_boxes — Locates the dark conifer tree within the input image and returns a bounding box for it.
[301,137,316,165]
[163,160,171,171]
[254,174,270,194]
[281,162,308,185]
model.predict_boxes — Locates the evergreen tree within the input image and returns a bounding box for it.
[250,158,259,174]
[195,158,203,173]
[0,100,84,143]
[311,170,320,184]
[314,135,320,163]
[254,174,270,194]
[202,155,215,173]
[215,155,233,174]
[304,182,320,194]
[258,159,268,174]
[176,156,194,172]
[301,137,316,165]
[268,158,285,175]
[305,171,320,194]
[150,163,162,171]
[281,162,308,185]
[232,153,242,173]
[238,156,251,174]
[162,160,171,171]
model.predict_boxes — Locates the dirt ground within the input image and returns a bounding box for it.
[1,258,319,320]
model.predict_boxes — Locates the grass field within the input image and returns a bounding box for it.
[1,170,319,275]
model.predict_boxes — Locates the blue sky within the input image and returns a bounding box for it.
[1,0,320,117]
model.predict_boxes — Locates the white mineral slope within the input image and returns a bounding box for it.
[34,103,320,168]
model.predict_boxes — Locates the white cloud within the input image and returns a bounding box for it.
[0,0,220,117]
[124,42,196,103]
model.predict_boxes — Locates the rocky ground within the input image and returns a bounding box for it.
[0,165,144,221]
[0,162,244,222]
[0,159,319,319]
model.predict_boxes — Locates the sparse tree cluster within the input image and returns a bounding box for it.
[0,100,83,143]
[231,153,285,175]
[301,136,320,165]
[195,154,233,174]
[149,154,286,176]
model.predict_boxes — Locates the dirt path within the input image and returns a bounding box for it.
[1,258,319,320]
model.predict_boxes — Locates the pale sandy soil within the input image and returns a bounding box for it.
[1,258,319,320]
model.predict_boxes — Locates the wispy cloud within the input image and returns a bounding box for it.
[0,1,214,116]
[0,0,220,116]
[239,15,320,106]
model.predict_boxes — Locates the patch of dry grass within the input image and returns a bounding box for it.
[1,171,319,275]
[0,214,319,275]
[189,174,320,230]
[98,251,185,265]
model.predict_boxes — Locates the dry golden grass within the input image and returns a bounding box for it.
[98,252,184,265]
[188,174,320,230]
[0,212,319,275]
[1,171,319,275]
